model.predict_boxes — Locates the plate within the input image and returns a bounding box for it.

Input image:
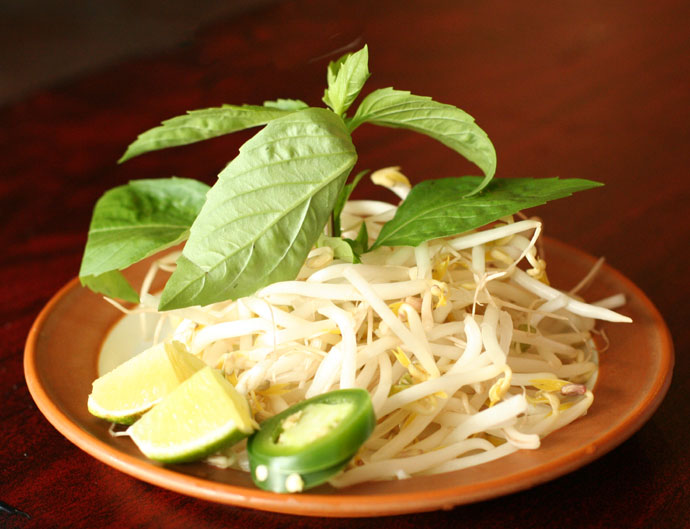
[24,238,674,517]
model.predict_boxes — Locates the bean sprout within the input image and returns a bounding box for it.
[108,196,630,487]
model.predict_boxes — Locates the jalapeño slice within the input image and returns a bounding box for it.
[247,388,376,493]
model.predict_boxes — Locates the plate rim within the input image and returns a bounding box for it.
[23,237,674,517]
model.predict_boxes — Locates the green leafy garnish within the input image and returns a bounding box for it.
[349,220,370,256]
[79,177,209,301]
[348,88,496,195]
[158,108,357,310]
[80,270,140,304]
[371,177,603,249]
[119,103,301,163]
[323,45,371,117]
[316,234,359,264]
[263,98,309,111]
[332,169,369,238]
[79,45,601,309]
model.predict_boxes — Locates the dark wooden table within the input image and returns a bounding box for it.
[2,1,688,527]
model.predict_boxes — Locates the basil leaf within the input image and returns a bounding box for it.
[263,99,309,111]
[332,169,368,237]
[316,234,359,263]
[316,218,369,264]
[119,104,297,162]
[79,178,209,289]
[80,270,140,303]
[370,177,602,249]
[323,45,370,116]
[349,88,496,195]
[159,108,357,310]
[349,220,369,255]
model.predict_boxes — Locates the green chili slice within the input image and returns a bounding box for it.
[247,388,376,493]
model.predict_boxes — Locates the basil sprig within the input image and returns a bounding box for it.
[348,88,496,195]
[80,45,600,309]
[79,177,209,303]
[370,177,602,249]
[159,108,357,309]
[322,47,371,117]
[119,101,307,163]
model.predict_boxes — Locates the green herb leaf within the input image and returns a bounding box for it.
[119,104,298,162]
[370,177,602,249]
[316,234,359,263]
[158,108,357,310]
[316,217,369,264]
[332,169,369,237]
[80,270,141,303]
[323,45,371,117]
[263,99,309,111]
[349,220,369,255]
[349,88,496,195]
[79,177,210,298]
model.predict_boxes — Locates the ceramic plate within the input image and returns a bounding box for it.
[24,238,673,517]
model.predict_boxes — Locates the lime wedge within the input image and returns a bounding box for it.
[128,366,257,463]
[87,340,206,424]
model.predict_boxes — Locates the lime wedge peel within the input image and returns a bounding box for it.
[128,366,258,464]
[87,340,206,424]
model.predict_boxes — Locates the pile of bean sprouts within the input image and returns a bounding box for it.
[107,171,631,487]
